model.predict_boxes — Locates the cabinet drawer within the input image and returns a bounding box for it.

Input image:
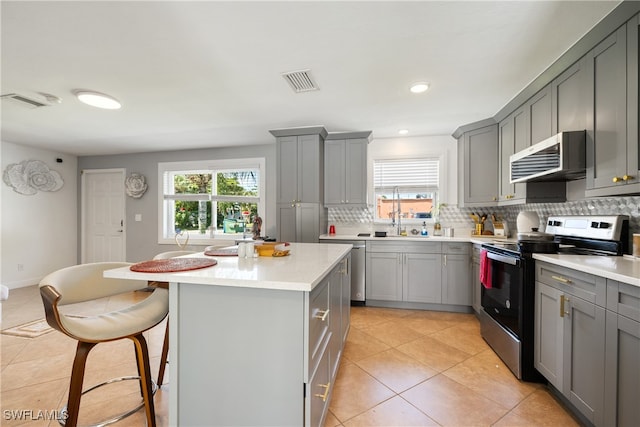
[607,280,640,322]
[366,241,441,253]
[536,261,606,307]
[309,279,330,374]
[307,339,331,427]
[443,242,470,255]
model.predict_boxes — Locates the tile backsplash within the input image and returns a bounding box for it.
[328,195,640,239]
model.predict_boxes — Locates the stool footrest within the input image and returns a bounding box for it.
[58,376,158,427]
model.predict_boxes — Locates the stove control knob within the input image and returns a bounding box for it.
[591,221,599,228]
[598,222,610,229]
[553,221,561,226]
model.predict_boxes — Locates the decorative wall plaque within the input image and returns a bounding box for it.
[125,173,148,198]
[3,160,63,195]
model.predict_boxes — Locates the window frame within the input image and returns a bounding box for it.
[157,158,265,245]
[371,155,444,226]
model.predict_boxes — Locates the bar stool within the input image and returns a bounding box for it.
[150,250,196,386]
[39,262,169,427]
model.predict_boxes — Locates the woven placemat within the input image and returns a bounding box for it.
[130,258,217,273]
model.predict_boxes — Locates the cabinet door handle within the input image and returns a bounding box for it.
[315,309,329,322]
[612,176,622,183]
[443,254,447,266]
[551,275,572,284]
[560,295,570,318]
[623,175,635,181]
[314,382,331,402]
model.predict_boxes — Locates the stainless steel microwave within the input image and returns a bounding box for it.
[509,130,586,184]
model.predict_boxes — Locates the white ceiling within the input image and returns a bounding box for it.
[1,1,620,156]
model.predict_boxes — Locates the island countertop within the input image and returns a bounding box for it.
[104,242,352,292]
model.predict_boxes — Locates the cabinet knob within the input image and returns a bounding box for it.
[612,176,622,183]
[623,175,634,181]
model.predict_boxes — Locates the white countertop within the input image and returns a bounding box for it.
[104,242,352,292]
[533,253,640,287]
[319,233,472,242]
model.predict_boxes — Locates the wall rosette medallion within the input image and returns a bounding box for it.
[125,173,148,198]
[3,160,64,195]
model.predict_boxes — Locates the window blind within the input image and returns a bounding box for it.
[373,158,439,189]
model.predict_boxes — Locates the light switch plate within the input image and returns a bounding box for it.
[135,214,142,222]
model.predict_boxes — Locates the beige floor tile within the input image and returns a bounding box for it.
[399,315,460,336]
[328,363,395,423]
[396,335,471,372]
[349,307,410,329]
[0,378,68,426]
[10,331,77,364]
[493,389,580,427]
[401,374,509,426]
[429,322,491,355]
[2,341,28,369]
[343,395,438,426]
[1,352,74,392]
[355,348,437,393]
[323,410,342,427]
[444,349,540,410]
[360,319,425,348]
[342,328,390,362]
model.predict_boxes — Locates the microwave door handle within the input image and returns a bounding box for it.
[487,251,519,266]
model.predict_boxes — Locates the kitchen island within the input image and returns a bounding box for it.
[104,242,352,427]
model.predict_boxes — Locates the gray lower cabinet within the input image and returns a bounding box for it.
[366,241,442,303]
[604,280,640,427]
[586,17,640,196]
[442,243,471,305]
[535,261,608,426]
[457,123,499,207]
[366,241,472,309]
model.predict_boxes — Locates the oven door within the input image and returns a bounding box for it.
[481,251,523,339]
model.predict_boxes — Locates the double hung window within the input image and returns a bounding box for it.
[158,158,264,244]
[373,157,440,223]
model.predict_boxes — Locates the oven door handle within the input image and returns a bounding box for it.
[486,251,520,266]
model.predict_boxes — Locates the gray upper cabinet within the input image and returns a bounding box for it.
[271,126,328,242]
[457,123,499,207]
[552,57,588,133]
[324,132,371,207]
[272,127,327,204]
[528,84,553,145]
[586,18,640,196]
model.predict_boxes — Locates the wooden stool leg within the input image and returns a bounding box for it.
[66,341,97,427]
[158,319,169,386]
[131,333,156,427]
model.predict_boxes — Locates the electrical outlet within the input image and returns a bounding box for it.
[17,264,23,271]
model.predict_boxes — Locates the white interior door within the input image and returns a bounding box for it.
[81,169,126,263]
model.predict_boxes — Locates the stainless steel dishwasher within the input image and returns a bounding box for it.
[320,239,366,305]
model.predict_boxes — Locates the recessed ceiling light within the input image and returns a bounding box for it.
[74,90,121,109]
[398,129,409,135]
[409,82,430,94]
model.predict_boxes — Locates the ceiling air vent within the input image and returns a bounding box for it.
[282,69,319,93]
[1,93,58,108]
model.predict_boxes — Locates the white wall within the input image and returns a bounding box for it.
[368,134,458,205]
[1,141,78,289]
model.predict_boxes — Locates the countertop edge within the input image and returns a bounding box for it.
[533,253,640,288]
[104,243,352,292]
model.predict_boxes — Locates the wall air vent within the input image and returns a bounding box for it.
[282,69,319,93]
[1,93,58,108]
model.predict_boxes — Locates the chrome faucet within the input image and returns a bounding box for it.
[391,186,402,235]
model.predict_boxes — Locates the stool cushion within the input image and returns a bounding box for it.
[59,288,169,341]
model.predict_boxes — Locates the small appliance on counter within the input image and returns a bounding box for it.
[491,214,509,237]
[516,211,540,235]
